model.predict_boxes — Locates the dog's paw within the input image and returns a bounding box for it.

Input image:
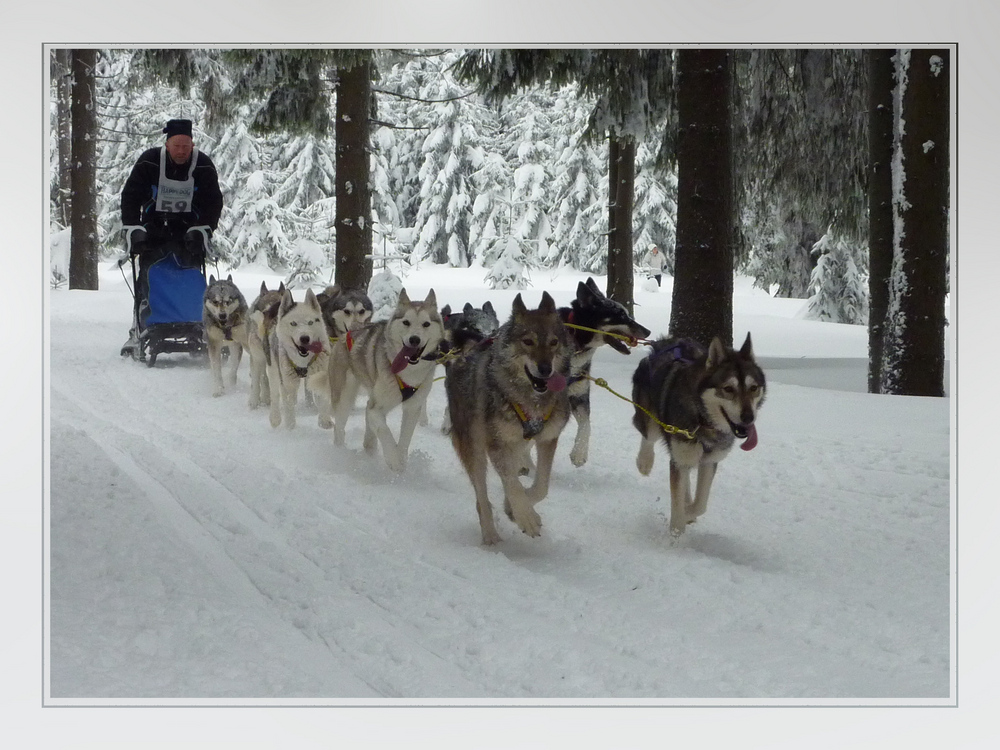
[570,445,588,467]
[212,389,224,398]
[318,415,333,430]
[269,413,281,429]
[481,527,502,545]
[636,445,655,476]
[512,505,542,538]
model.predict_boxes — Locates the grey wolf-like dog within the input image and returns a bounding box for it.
[203,274,249,398]
[266,287,334,430]
[330,288,445,472]
[445,291,572,544]
[631,333,766,536]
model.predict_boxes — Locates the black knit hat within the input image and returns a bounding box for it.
[163,119,193,139]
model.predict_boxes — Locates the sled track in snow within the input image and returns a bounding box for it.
[49,383,487,697]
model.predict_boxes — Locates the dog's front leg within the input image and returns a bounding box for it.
[493,452,541,538]
[527,437,558,506]
[688,461,718,521]
[227,343,243,387]
[468,453,500,545]
[365,400,402,470]
[668,460,693,535]
[636,425,658,476]
[309,370,334,429]
[394,394,427,469]
[208,340,225,397]
[569,393,590,467]
[281,374,299,429]
[266,361,282,428]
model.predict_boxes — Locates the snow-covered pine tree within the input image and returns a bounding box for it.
[632,134,678,274]
[411,98,485,266]
[736,49,868,297]
[546,84,608,271]
[804,231,869,324]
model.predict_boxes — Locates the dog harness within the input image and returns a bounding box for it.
[511,402,555,440]
[395,374,419,402]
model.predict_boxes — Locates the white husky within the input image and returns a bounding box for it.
[266,288,334,430]
[330,288,445,472]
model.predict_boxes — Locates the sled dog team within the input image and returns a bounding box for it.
[201,275,766,544]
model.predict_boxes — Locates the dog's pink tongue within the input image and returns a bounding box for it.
[740,423,758,451]
[391,346,421,374]
[306,340,324,354]
[545,372,567,393]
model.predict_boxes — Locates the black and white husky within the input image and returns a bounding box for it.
[558,278,651,466]
[631,333,766,536]
[330,288,445,472]
[202,274,249,397]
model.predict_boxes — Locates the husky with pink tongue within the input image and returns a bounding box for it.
[631,333,766,537]
[266,287,335,431]
[445,291,573,545]
[330,288,445,472]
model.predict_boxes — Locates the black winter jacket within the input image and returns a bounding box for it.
[120,147,224,242]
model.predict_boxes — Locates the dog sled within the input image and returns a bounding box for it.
[120,239,208,367]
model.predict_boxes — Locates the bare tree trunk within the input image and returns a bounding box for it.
[669,49,734,347]
[880,49,949,396]
[866,49,895,393]
[53,49,74,229]
[69,49,99,291]
[334,55,373,291]
[606,135,636,316]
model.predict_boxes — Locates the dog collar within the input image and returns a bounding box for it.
[293,365,310,378]
[512,402,554,440]
[395,374,418,401]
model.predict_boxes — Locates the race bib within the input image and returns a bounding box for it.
[154,146,199,213]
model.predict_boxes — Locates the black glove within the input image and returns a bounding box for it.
[184,225,212,257]
[122,225,147,258]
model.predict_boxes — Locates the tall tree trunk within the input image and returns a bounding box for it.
[669,49,734,347]
[867,49,896,393]
[69,49,99,291]
[334,55,373,292]
[880,49,949,396]
[53,49,74,229]
[607,135,636,316]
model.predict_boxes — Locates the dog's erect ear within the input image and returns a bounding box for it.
[463,302,474,314]
[739,332,754,359]
[539,291,557,314]
[482,300,495,316]
[511,293,527,317]
[586,277,603,296]
[706,337,727,368]
[441,304,452,317]
[260,280,268,295]
[278,282,286,293]
[424,288,437,309]
[226,274,233,283]
[304,287,322,310]
[397,288,410,307]
[279,288,294,315]
[209,274,217,285]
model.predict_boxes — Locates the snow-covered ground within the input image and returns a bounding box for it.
[46,259,952,715]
